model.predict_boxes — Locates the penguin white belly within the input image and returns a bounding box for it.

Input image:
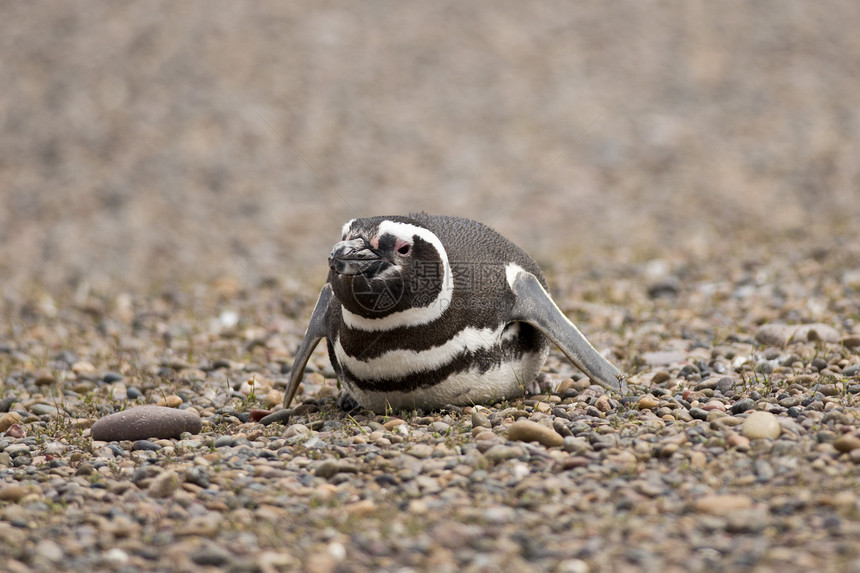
[333,321,550,412]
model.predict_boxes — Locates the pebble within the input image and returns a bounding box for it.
[91,406,202,441]
[157,395,184,408]
[743,411,781,440]
[0,484,30,502]
[833,434,860,453]
[483,444,523,463]
[695,494,754,515]
[637,395,659,410]
[507,420,564,447]
[471,410,492,429]
[730,398,756,414]
[147,470,181,498]
[0,412,23,432]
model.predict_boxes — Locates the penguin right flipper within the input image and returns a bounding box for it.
[283,283,333,409]
[509,270,624,391]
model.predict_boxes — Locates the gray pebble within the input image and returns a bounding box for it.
[91,406,202,441]
[471,410,492,429]
[126,387,142,399]
[30,404,59,416]
[132,440,162,451]
[483,444,523,463]
[730,398,756,414]
[103,372,124,383]
[689,408,709,421]
[716,377,736,394]
[214,435,235,448]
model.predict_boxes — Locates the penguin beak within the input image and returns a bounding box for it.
[329,238,382,276]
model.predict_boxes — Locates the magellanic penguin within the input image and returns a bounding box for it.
[284,213,624,413]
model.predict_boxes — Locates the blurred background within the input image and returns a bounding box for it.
[2,1,858,297]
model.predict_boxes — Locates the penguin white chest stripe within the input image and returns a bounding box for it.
[341,221,454,332]
[334,323,520,380]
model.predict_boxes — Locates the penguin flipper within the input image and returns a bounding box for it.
[509,270,624,391]
[283,283,333,409]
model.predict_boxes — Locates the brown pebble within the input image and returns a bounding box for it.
[695,494,754,515]
[637,395,659,410]
[651,370,671,384]
[0,412,23,432]
[0,484,30,502]
[90,406,202,441]
[833,434,860,453]
[508,420,564,448]
[157,395,183,408]
[841,335,860,348]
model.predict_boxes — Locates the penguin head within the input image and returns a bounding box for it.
[328,216,452,319]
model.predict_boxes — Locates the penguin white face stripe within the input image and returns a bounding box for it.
[341,219,355,239]
[334,324,510,380]
[341,221,454,332]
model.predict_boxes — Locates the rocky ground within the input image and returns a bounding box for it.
[2,235,859,572]
[3,2,860,572]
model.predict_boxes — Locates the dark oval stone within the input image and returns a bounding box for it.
[103,372,124,383]
[132,440,161,451]
[126,387,142,400]
[90,406,202,441]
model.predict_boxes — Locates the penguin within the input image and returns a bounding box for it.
[283,213,623,413]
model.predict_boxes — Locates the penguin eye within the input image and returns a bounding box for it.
[397,244,411,256]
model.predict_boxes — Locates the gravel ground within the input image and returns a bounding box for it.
[2,2,860,572]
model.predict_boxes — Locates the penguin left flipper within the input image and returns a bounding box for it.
[283,284,333,409]
[509,269,625,392]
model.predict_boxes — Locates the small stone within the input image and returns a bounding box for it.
[689,451,707,467]
[90,406,202,441]
[259,409,292,426]
[34,539,64,563]
[406,444,434,459]
[730,398,756,414]
[594,395,612,412]
[132,440,162,451]
[637,395,659,410]
[471,410,492,429]
[126,387,142,399]
[689,408,709,421]
[0,484,30,502]
[0,412,23,432]
[743,411,781,440]
[756,324,796,346]
[30,403,59,416]
[508,420,564,448]
[156,395,183,408]
[651,370,671,384]
[794,323,840,343]
[314,459,358,478]
[147,470,181,498]
[103,372,124,383]
[248,409,271,423]
[695,494,754,515]
[263,389,282,409]
[716,377,736,394]
[484,444,523,463]
[841,335,860,348]
[191,545,231,566]
[727,433,751,450]
[4,424,25,439]
[833,434,860,453]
